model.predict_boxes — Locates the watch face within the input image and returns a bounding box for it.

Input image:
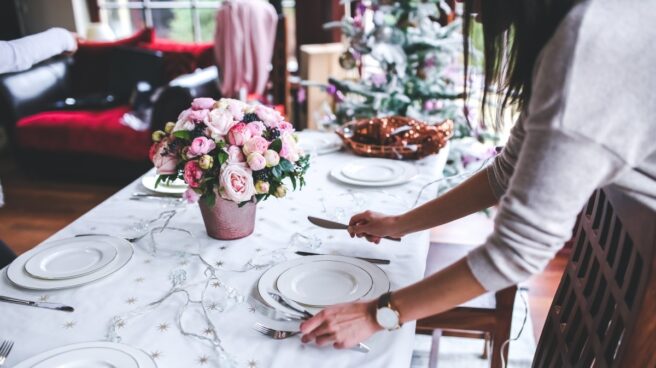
[376,307,399,330]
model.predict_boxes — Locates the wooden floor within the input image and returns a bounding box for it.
[0,153,566,344]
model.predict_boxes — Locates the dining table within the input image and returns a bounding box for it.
[0,139,449,368]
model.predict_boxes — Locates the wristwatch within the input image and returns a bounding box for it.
[375,292,401,331]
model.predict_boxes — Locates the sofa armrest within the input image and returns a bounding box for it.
[0,55,74,134]
[150,66,220,131]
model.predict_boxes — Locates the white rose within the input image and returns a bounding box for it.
[207,108,237,139]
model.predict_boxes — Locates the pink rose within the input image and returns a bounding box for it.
[219,163,255,203]
[191,98,215,110]
[277,121,294,134]
[255,104,284,128]
[226,145,246,164]
[246,152,266,171]
[188,136,216,158]
[243,136,269,155]
[279,133,300,162]
[188,109,210,123]
[183,188,201,203]
[227,122,252,146]
[173,109,195,132]
[263,150,280,167]
[152,141,178,175]
[207,108,236,138]
[247,121,266,136]
[183,161,203,188]
[224,98,245,121]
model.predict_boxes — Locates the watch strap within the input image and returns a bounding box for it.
[378,291,393,309]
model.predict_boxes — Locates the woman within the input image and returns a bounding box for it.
[300,0,656,349]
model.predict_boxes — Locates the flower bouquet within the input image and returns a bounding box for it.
[149,98,310,239]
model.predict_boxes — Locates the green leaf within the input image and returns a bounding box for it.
[271,165,283,179]
[204,191,216,207]
[172,130,191,140]
[270,138,282,153]
[290,175,297,190]
[217,150,229,165]
[279,159,294,172]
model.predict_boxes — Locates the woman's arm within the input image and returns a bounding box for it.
[0,28,77,74]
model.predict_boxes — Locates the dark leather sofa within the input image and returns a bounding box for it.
[0,32,219,182]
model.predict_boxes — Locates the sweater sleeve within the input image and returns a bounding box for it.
[467,128,626,290]
[0,28,76,74]
[486,114,526,200]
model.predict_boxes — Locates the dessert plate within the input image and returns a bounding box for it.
[276,260,374,306]
[24,238,118,280]
[297,131,342,155]
[7,235,133,290]
[141,175,187,195]
[330,159,418,187]
[13,342,155,368]
[258,255,389,315]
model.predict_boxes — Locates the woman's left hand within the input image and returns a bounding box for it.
[300,300,383,349]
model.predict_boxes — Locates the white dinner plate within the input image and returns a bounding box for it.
[7,236,133,290]
[276,260,374,306]
[24,238,118,280]
[297,130,342,155]
[330,159,418,187]
[13,342,156,368]
[341,160,407,182]
[258,255,389,315]
[141,175,187,195]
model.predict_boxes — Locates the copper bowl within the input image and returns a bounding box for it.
[336,116,453,160]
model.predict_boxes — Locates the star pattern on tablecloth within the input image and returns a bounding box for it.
[202,327,214,336]
[211,281,221,288]
[143,259,152,264]
[116,319,126,329]
[38,295,49,302]
[206,302,219,311]
[255,248,262,253]
[126,297,137,305]
[63,320,76,329]
[219,245,228,250]
[248,306,256,313]
[215,261,224,268]
[157,322,170,332]
[247,360,258,368]
[134,277,145,283]
[198,355,209,365]
[179,259,189,266]
[255,233,262,237]
[327,235,335,240]
[151,351,162,359]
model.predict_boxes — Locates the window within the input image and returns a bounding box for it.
[98,0,222,42]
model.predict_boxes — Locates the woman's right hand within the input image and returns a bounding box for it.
[347,211,405,244]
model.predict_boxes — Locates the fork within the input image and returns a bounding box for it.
[253,322,300,340]
[0,340,14,366]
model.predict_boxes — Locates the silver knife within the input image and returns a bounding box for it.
[0,295,74,312]
[295,251,390,265]
[307,216,401,242]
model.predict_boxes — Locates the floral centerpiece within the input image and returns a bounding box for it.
[149,98,310,239]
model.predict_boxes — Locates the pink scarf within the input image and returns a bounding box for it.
[214,0,278,98]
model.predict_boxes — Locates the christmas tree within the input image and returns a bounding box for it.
[320,0,470,137]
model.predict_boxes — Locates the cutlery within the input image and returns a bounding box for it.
[75,233,146,243]
[132,192,180,198]
[0,295,74,312]
[130,194,183,202]
[268,291,370,353]
[253,322,300,340]
[307,216,401,242]
[295,251,390,265]
[0,340,14,366]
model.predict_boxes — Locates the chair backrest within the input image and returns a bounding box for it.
[533,188,656,367]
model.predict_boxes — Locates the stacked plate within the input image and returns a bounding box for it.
[258,255,390,315]
[141,175,187,195]
[7,235,133,290]
[330,158,418,187]
[297,130,343,155]
[13,341,156,368]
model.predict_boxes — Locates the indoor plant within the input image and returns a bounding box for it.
[150,98,310,239]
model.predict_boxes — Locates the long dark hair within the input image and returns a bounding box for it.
[463,0,576,126]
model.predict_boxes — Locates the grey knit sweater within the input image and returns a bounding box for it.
[466,0,656,291]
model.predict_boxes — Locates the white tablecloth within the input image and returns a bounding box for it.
[0,147,447,368]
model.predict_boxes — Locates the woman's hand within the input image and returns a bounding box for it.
[300,300,383,349]
[348,211,405,244]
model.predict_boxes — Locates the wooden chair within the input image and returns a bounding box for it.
[417,242,517,368]
[533,188,656,367]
